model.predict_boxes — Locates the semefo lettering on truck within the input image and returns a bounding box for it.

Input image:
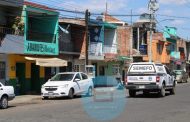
[133,66,153,70]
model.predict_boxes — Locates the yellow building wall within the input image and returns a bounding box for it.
[8,54,45,79]
[143,40,170,64]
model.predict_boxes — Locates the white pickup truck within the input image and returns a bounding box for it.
[125,62,176,97]
[0,82,15,109]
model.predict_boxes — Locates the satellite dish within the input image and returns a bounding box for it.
[148,0,159,12]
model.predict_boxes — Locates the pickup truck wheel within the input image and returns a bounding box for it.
[68,89,74,99]
[170,82,176,95]
[159,84,166,97]
[0,96,8,109]
[129,90,136,97]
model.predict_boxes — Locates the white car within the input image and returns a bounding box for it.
[0,82,15,109]
[41,72,94,99]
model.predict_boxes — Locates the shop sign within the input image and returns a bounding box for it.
[24,41,58,55]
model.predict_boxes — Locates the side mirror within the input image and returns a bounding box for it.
[74,78,80,82]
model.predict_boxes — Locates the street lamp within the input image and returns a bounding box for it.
[148,0,159,62]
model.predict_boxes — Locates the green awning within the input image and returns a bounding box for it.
[166,38,176,43]
[89,20,117,29]
[118,56,132,61]
[103,22,117,29]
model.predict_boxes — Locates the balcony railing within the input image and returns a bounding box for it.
[0,26,24,45]
[104,44,117,54]
[89,42,103,56]
[27,31,56,43]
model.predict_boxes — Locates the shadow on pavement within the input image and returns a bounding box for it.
[42,95,82,100]
[126,92,171,99]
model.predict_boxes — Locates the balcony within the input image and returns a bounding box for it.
[104,44,117,54]
[27,31,56,43]
[0,26,24,45]
[88,42,104,60]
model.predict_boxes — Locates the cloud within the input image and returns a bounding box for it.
[159,0,189,5]
[171,20,186,25]
[57,0,129,13]
[137,7,148,14]
[161,9,173,15]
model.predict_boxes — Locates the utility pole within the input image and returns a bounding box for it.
[106,0,108,14]
[130,9,133,62]
[149,12,153,62]
[85,9,90,66]
[148,0,159,62]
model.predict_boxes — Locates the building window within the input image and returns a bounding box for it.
[170,44,176,51]
[157,44,163,54]
[112,64,120,75]
[74,65,80,72]
[0,62,6,80]
[73,64,85,72]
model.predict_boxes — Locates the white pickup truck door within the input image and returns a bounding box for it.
[0,83,3,97]
[164,66,173,86]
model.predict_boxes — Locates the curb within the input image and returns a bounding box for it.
[9,95,42,105]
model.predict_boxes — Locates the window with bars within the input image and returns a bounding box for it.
[73,64,85,72]
[112,64,120,75]
[74,65,80,72]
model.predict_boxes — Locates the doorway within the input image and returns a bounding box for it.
[45,67,51,82]
[16,63,26,95]
[99,66,105,76]
[31,63,40,94]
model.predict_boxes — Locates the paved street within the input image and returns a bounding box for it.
[1,83,190,122]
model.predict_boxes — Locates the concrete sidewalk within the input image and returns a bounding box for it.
[9,95,42,105]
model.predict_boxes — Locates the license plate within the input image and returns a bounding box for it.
[48,92,54,96]
[139,85,145,89]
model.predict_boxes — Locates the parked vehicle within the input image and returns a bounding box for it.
[0,82,15,109]
[41,72,94,99]
[125,62,176,97]
[173,70,188,83]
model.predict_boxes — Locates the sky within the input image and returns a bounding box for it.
[28,0,190,39]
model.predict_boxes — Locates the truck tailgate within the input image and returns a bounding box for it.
[127,75,156,84]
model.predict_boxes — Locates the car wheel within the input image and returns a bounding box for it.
[129,90,136,97]
[68,89,74,99]
[170,82,176,95]
[159,84,166,97]
[87,87,93,97]
[0,96,8,109]
[182,78,184,83]
[185,78,188,83]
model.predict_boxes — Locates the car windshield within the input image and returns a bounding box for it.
[174,71,182,75]
[50,74,74,81]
